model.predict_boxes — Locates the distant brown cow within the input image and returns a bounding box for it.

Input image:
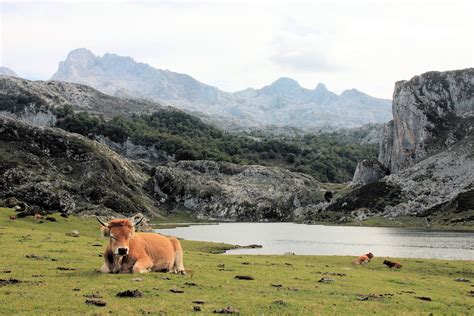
[9,215,16,221]
[97,217,185,274]
[34,213,43,222]
[383,260,402,269]
[352,252,374,265]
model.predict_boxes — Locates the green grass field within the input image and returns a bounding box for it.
[0,208,473,315]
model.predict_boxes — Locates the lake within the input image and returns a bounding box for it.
[155,223,474,260]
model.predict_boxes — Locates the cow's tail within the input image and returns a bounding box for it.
[169,237,186,275]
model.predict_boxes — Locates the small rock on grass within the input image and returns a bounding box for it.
[455,278,470,283]
[0,278,21,286]
[57,267,78,271]
[184,282,198,287]
[193,306,202,312]
[234,275,254,280]
[66,230,80,237]
[85,299,106,307]
[357,296,369,301]
[170,288,184,294]
[116,289,143,298]
[415,296,432,301]
[323,272,346,277]
[84,293,102,299]
[193,300,205,304]
[272,300,287,306]
[318,277,334,283]
[213,306,239,314]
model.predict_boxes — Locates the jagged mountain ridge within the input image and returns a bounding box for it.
[51,48,392,130]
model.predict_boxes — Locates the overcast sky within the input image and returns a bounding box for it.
[1,0,473,98]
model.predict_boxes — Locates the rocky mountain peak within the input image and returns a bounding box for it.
[64,48,96,67]
[314,82,328,92]
[266,77,301,93]
[340,88,366,98]
[0,66,18,77]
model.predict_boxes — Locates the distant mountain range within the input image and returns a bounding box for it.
[51,48,392,130]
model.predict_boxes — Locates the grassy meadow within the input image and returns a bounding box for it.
[0,207,473,315]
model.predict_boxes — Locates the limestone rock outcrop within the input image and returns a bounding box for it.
[0,117,157,216]
[309,69,474,225]
[147,160,323,221]
[351,159,389,186]
[379,69,474,172]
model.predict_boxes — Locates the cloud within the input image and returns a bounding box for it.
[270,25,339,73]
[1,1,472,98]
[271,50,338,72]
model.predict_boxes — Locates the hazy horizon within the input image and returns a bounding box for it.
[1,0,473,99]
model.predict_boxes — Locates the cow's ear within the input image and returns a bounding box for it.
[100,226,110,237]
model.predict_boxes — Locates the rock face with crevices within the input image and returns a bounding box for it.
[351,159,389,186]
[146,160,323,221]
[379,69,474,172]
[0,117,157,216]
[307,69,474,225]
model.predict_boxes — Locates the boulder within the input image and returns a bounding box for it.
[351,159,389,186]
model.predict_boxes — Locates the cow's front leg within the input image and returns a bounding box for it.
[132,258,153,274]
[100,262,110,273]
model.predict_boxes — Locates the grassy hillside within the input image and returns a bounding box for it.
[0,208,473,315]
[55,107,377,183]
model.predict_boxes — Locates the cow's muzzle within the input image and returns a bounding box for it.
[117,247,129,256]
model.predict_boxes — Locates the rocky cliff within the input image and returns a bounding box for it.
[379,69,474,172]
[146,160,323,221]
[310,69,474,226]
[0,117,158,216]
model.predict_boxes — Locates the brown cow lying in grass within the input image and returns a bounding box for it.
[352,252,374,265]
[383,260,402,269]
[97,217,185,274]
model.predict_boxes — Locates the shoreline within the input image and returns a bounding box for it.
[154,219,474,232]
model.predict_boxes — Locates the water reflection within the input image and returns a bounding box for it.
[155,223,474,260]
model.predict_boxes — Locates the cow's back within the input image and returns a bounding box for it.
[131,233,176,263]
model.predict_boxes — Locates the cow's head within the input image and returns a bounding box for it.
[97,217,144,256]
[367,252,374,259]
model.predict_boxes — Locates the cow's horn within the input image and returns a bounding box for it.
[133,216,145,227]
[96,216,109,227]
